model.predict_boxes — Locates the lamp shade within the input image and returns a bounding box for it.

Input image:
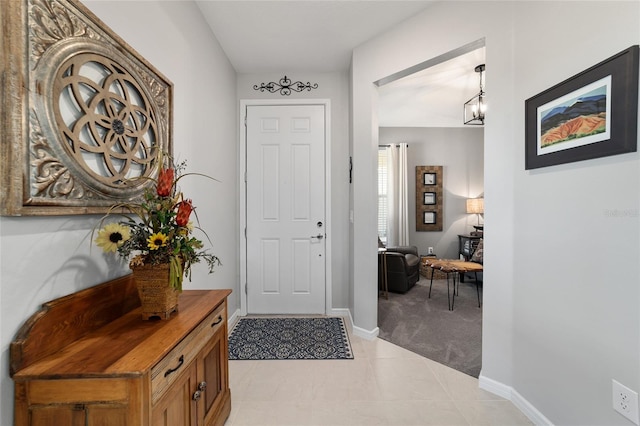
[466,198,484,214]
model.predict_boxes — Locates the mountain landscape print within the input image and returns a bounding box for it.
[538,81,609,150]
[526,47,637,170]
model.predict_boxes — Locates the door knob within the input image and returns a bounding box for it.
[311,234,324,240]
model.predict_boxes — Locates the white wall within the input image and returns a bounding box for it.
[379,127,484,259]
[0,1,238,423]
[237,72,351,310]
[511,3,639,425]
[353,1,639,424]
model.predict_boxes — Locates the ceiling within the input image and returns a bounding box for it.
[194,0,485,127]
[377,47,486,127]
[195,1,435,74]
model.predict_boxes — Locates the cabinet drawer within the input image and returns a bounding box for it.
[150,302,226,404]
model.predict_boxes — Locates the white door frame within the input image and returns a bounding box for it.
[239,99,332,316]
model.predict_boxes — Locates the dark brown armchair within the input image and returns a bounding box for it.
[379,245,420,293]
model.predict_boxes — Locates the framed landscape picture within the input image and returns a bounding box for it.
[525,45,638,170]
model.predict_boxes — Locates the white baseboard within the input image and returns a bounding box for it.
[227,308,242,333]
[326,308,378,340]
[478,374,512,400]
[329,308,379,340]
[511,388,554,426]
[352,324,379,340]
[479,374,554,425]
[327,307,350,318]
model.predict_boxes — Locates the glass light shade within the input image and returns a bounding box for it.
[464,93,485,125]
[463,64,486,125]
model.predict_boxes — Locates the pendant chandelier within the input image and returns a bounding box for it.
[463,64,486,125]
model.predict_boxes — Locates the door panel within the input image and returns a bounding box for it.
[151,364,196,426]
[246,104,325,314]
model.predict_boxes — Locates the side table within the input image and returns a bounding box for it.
[423,258,483,310]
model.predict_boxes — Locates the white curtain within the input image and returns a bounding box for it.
[386,143,409,247]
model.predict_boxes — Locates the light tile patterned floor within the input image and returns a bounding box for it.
[225,321,532,426]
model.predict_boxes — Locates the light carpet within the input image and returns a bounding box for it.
[228,317,353,360]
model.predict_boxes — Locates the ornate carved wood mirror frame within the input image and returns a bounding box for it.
[1,0,173,216]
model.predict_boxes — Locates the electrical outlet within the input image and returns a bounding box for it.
[428,247,434,255]
[613,379,639,425]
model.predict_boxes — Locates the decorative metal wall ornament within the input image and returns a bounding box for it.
[253,75,319,96]
[1,0,173,216]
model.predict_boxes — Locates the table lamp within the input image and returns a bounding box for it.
[466,198,484,232]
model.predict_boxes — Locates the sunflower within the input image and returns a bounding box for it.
[94,223,131,253]
[147,232,169,250]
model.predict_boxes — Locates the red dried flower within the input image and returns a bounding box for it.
[176,199,193,227]
[157,168,174,197]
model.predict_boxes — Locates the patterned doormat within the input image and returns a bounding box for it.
[228,317,353,360]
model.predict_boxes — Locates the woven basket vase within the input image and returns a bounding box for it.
[131,262,180,320]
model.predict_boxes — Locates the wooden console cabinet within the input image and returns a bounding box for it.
[10,275,232,426]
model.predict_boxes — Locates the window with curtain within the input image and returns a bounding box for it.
[378,147,388,244]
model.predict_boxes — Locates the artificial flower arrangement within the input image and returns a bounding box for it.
[94,156,220,291]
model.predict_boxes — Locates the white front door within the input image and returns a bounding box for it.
[245,104,326,314]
